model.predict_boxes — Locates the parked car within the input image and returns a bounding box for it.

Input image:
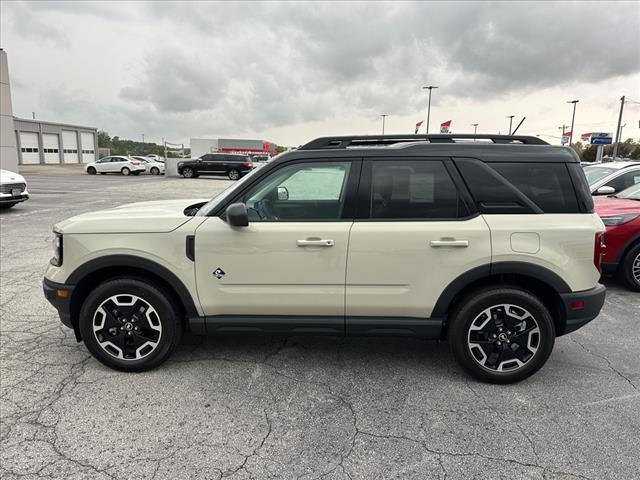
[145,154,164,162]
[0,169,29,208]
[178,153,253,180]
[593,183,640,291]
[584,162,640,195]
[43,134,606,384]
[132,156,165,175]
[86,156,146,176]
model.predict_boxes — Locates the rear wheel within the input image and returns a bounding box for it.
[87,166,96,175]
[228,168,240,180]
[121,167,131,176]
[150,167,160,175]
[448,287,555,384]
[79,278,182,371]
[620,243,640,292]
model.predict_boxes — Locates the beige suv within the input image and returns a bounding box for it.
[44,134,606,383]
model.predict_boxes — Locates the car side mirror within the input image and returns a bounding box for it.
[596,186,616,195]
[277,186,289,201]
[226,203,249,227]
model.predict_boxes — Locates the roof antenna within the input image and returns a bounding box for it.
[511,117,526,135]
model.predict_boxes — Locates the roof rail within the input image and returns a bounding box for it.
[300,134,549,150]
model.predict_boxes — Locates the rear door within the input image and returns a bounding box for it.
[345,158,491,329]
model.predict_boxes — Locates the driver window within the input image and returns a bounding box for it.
[242,162,351,221]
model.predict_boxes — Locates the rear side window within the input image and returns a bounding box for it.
[368,160,469,219]
[489,162,579,213]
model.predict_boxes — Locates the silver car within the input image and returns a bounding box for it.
[584,162,640,195]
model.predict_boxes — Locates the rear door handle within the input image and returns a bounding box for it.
[297,239,335,247]
[430,239,469,248]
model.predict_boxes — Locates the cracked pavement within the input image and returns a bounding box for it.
[1,167,639,479]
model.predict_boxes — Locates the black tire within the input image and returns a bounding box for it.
[448,286,555,384]
[182,167,195,178]
[620,243,640,292]
[228,168,240,180]
[150,167,160,175]
[132,171,141,176]
[87,166,97,175]
[121,167,131,176]
[79,278,182,372]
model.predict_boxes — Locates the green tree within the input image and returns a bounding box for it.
[97,130,112,148]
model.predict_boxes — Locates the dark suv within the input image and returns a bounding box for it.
[178,153,254,180]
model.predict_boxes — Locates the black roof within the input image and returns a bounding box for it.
[274,134,580,164]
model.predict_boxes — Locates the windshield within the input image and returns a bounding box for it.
[196,167,262,216]
[616,183,640,200]
[583,166,617,185]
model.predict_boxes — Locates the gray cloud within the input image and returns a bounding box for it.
[2,1,639,144]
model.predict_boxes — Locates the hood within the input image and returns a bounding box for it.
[55,198,209,234]
[0,169,26,184]
[593,196,640,216]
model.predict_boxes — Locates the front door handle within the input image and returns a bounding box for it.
[430,239,469,248]
[297,239,335,247]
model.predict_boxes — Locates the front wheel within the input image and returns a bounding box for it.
[621,243,640,292]
[448,287,555,384]
[121,167,131,176]
[150,167,160,175]
[182,167,196,178]
[79,278,182,371]
[87,166,96,175]
[228,168,240,180]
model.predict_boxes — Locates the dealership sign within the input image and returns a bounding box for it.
[589,132,612,145]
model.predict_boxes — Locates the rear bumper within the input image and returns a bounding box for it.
[43,277,74,329]
[559,283,606,335]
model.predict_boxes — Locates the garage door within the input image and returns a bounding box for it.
[19,132,40,164]
[62,130,79,163]
[80,132,95,163]
[42,133,60,164]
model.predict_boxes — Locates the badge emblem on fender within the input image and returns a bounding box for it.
[213,268,226,279]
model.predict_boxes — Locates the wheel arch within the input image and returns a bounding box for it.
[433,262,570,337]
[67,255,199,340]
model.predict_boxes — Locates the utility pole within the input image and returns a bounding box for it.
[567,100,579,145]
[422,85,438,134]
[32,112,35,120]
[472,123,478,135]
[142,134,145,144]
[506,115,515,135]
[380,114,389,135]
[612,96,625,160]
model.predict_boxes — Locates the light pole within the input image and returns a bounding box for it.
[380,114,389,135]
[506,115,515,135]
[567,100,579,145]
[472,123,479,135]
[422,85,438,134]
[613,96,626,160]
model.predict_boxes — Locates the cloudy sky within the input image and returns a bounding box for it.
[1,1,639,147]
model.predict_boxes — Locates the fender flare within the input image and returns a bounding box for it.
[431,261,571,317]
[66,254,199,317]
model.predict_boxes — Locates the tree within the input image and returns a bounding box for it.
[97,130,112,148]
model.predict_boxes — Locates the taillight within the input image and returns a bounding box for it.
[130,160,140,165]
[594,232,606,273]
[243,162,253,168]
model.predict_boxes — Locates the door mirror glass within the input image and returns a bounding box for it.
[226,202,249,227]
[596,185,615,195]
[277,186,289,201]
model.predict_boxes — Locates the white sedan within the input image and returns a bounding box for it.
[132,156,165,175]
[85,156,146,176]
[0,169,29,208]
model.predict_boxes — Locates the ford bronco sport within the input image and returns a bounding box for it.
[43,134,606,383]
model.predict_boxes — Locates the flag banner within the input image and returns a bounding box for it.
[561,131,571,145]
[414,120,424,134]
[580,133,592,142]
[440,120,452,134]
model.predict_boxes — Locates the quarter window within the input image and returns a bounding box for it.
[242,162,351,221]
[368,161,469,219]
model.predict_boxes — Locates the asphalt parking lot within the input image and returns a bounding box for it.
[1,167,639,480]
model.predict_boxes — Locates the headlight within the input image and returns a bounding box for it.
[178,162,184,168]
[51,233,63,266]
[601,214,639,226]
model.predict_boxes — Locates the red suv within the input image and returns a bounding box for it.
[594,183,640,291]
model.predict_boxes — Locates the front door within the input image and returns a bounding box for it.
[194,160,359,325]
[346,158,491,328]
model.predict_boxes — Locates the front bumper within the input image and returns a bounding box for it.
[0,192,29,204]
[559,283,606,335]
[43,277,75,329]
